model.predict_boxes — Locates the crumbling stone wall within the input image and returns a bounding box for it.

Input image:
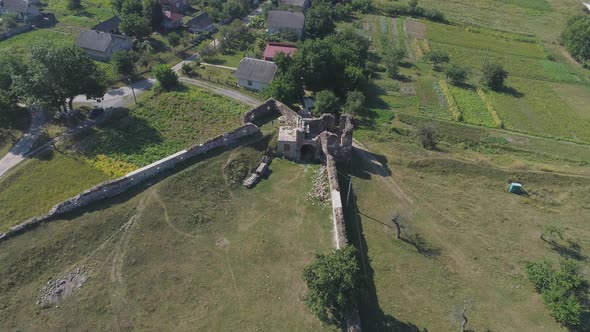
[321,136,348,249]
[0,123,261,243]
[243,98,301,126]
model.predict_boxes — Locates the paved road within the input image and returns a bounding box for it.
[0,109,47,178]
[73,78,156,108]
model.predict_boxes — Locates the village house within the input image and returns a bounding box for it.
[263,42,297,61]
[162,10,183,29]
[234,57,277,91]
[266,10,305,40]
[76,30,133,62]
[92,16,121,34]
[280,0,310,11]
[160,0,188,13]
[185,12,214,33]
[0,0,41,22]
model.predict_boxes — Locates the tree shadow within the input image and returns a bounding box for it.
[342,184,427,332]
[548,240,585,261]
[498,85,524,98]
[79,109,164,158]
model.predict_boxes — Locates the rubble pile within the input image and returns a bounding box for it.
[308,166,330,207]
[37,266,90,307]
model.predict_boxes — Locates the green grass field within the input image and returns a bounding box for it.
[345,131,590,331]
[0,145,336,330]
[81,85,248,168]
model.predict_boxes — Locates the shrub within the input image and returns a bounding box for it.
[428,50,450,70]
[444,63,469,85]
[524,259,587,327]
[417,124,437,150]
[152,64,178,91]
[181,63,193,76]
[561,16,590,63]
[313,90,340,116]
[481,62,508,90]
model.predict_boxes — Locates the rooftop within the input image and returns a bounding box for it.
[76,30,130,52]
[263,42,297,60]
[266,10,305,30]
[92,16,121,33]
[234,58,277,84]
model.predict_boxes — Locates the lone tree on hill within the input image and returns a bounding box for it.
[152,64,178,91]
[303,245,365,324]
[417,124,437,150]
[428,49,450,70]
[444,63,468,85]
[481,62,508,90]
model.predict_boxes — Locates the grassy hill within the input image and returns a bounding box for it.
[0,145,336,330]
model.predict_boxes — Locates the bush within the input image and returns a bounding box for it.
[524,259,587,327]
[313,90,340,116]
[417,124,437,150]
[428,50,450,70]
[561,16,590,63]
[152,64,178,91]
[481,62,508,90]
[444,63,468,85]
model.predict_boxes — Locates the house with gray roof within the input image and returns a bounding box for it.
[92,16,121,34]
[186,12,214,33]
[266,10,305,39]
[234,57,277,91]
[76,30,133,62]
[280,0,310,10]
[0,0,41,21]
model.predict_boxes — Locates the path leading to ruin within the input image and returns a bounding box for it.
[0,109,46,178]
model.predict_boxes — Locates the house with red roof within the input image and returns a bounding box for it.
[263,42,297,61]
[162,10,184,29]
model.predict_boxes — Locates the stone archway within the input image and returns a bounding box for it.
[300,144,316,162]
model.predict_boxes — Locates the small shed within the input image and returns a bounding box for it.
[509,182,523,194]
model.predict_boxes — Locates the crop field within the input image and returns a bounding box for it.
[81,85,247,168]
[0,145,335,330]
[346,132,590,331]
[449,85,495,127]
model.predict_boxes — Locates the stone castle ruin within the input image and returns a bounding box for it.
[244,99,354,163]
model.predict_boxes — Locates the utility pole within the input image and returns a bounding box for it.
[482,49,489,70]
[346,177,352,206]
[128,77,137,104]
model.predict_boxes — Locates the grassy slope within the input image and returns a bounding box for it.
[346,135,590,331]
[0,146,335,331]
[0,85,247,230]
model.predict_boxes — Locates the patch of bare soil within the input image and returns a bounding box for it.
[37,266,90,307]
[405,19,427,39]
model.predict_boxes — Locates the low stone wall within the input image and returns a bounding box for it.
[0,25,33,41]
[322,137,348,249]
[242,98,301,126]
[0,123,260,242]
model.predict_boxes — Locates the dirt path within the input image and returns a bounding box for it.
[180,77,261,106]
[151,190,199,238]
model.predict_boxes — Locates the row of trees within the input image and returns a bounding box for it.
[0,45,107,114]
[561,15,590,65]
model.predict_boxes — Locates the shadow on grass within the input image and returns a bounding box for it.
[52,132,267,222]
[342,183,427,331]
[545,239,586,261]
[351,148,392,180]
[498,85,524,98]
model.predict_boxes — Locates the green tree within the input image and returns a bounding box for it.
[15,44,107,110]
[152,64,178,90]
[418,124,437,150]
[428,49,450,70]
[120,14,151,38]
[1,14,20,29]
[444,63,468,85]
[351,0,372,13]
[264,73,302,105]
[142,0,164,30]
[524,259,587,327]
[342,90,365,115]
[219,20,254,52]
[313,90,340,116]
[303,245,365,323]
[408,0,419,11]
[304,2,336,39]
[167,32,181,53]
[561,16,590,63]
[111,51,138,78]
[0,90,18,127]
[121,0,143,15]
[481,62,508,90]
[67,0,83,10]
[383,46,405,78]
